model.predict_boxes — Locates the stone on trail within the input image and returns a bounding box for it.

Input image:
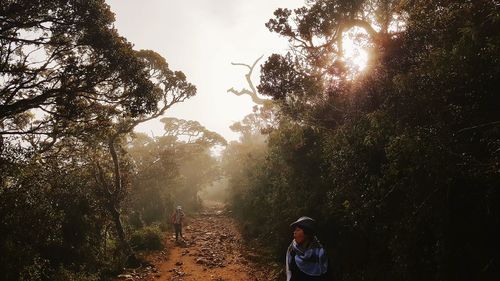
[196,257,209,265]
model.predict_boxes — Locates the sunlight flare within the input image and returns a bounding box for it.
[341,28,370,73]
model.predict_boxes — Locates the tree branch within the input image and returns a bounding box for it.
[228,55,268,105]
[457,120,500,133]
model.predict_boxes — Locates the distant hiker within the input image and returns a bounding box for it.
[170,205,185,241]
[286,216,328,281]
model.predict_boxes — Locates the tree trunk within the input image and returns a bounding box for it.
[107,138,139,264]
[109,203,131,252]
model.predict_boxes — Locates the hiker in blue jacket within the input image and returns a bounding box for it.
[286,216,329,281]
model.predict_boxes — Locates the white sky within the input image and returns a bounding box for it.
[106,0,305,141]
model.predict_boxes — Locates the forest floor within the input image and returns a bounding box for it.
[115,203,282,281]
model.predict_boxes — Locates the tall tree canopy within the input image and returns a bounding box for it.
[225,1,500,280]
[127,118,226,227]
[0,1,196,280]
[2,1,142,143]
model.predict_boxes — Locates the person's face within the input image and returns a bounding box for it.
[293,226,306,245]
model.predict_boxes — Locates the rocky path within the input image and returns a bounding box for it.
[116,204,282,281]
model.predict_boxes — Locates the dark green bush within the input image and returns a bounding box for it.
[51,267,99,281]
[129,225,164,251]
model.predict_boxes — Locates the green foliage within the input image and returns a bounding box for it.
[0,0,157,142]
[18,257,50,281]
[0,155,119,280]
[126,118,225,229]
[226,1,500,280]
[130,225,164,251]
[51,267,99,281]
[1,1,197,280]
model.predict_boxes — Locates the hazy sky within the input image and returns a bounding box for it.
[105,0,305,141]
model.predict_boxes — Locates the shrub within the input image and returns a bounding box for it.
[52,267,99,281]
[129,225,164,251]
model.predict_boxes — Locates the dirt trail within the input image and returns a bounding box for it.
[116,204,281,281]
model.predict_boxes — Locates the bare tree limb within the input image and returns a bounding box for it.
[227,55,268,105]
[457,120,500,133]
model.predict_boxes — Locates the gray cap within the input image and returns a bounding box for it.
[290,216,316,233]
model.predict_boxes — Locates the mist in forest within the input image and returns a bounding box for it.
[1,1,499,281]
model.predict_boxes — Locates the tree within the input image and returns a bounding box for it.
[127,117,226,227]
[228,1,500,280]
[89,50,195,260]
[0,0,159,152]
[258,0,409,127]
[0,1,197,278]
